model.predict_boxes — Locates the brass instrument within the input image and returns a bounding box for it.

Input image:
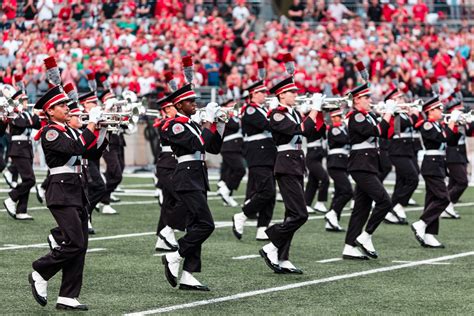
[82,105,140,132]
[323,95,352,109]
[196,105,233,123]
[443,111,473,124]
[372,99,422,114]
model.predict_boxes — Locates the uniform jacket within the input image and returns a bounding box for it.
[221,116,243,153]
[164,113,222,192]
[446,122,474,164]
[9,112,41,159]
[327,122,350,170]
[269,105,325,176]
[347,109,392,174]
[40,122,97,208]
[418,120,460,177]
[155,117,177,170]
[241,102,276,167]
[388,113,417,157]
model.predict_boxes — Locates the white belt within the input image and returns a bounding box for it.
[328,148,349,155]
[161,146,172,153]
[424,150,445,156]
[177,152,205,163]
[11,135,29,141]
[307,140,323,148]
[277,144,302,152]
[82,159,88,166]
[244,131,272,142]
[393,132,412,139]
[223,132,243,142]
[351,141,377,150]
[49,165,81,175]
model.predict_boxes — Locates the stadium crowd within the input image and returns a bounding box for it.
[0,0,474,103]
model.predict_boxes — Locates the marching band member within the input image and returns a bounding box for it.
[161,83,224,291]
[384,88,419,225]
[259,72,326,274]
[29,85,103,310]
[217,98,245,208]
[154,95,183,252]
[3,88,41,220]
[232,79,276,241]
[442,97,473,219]
[411,96,461,248]
[325,107,352,232]
[342,82,395,260]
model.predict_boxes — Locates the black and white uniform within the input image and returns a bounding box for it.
[220,115,246,193]
[304,129,330,208]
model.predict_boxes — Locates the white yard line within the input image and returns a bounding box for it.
[87,248,107,253]
[317,258,343,263]
[124,251,474,315]
[392,260,451,265]
[232,255,261,260]
[2,202,474,252]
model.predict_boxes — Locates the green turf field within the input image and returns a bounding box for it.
[0,174,473,315]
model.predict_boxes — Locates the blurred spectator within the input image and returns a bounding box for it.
[72,0,86,22]
[137,0,152,19]
[412,0,429,22]
[2,0,17,20]
[36,0,55,21]
[232,0,250,21]
[58,3,72,21]
[204,53,220,86]
[288,0,305,23]
[367,0,383,22]
[23,0,38,22]
[103,0,119,20]
[328,0,355,23]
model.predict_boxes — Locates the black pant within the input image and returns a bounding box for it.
[177,190,215,273]
[32,206,88,298]
[345,171,392,246]
[447,163,468,204]
[327,168,353,218]
[101,147,123,204]
[156,167,186,233]
[421,175,450,235]
[86,159,107,217]
[9,157,35,214]
[242,166,276,227]
[220,152,246,191]
[378,150,392,182]
[390,156,419,206]
[266,174,308,261]
[305,157,329,205]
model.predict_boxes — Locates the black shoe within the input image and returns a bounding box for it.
[259,249,282,273]
[35,190,43,204]
[342,254,369,260]
[281,267,303,274]
[231,217,242,240]
[28,273,47,307]
[110,196,121,203]
[161,256,177,287]
[423,243,445,249]
[88,228,96,235]
[325,227,345,232]
[355,240,378,259]
[56,303,88,311]
[155,247,177,252]
[157,234,179,251]
[179,283,210,291]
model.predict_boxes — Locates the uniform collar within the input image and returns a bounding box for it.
[51,121,66,127]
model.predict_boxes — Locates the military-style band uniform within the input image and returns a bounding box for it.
[164,84,223,274]
[240,81,277,229]
[31,86,98,301]
[445,101,473,208]
[304,120,329,211]
[219,104,246,199]
[265,77,325,262]
[326,109,352,224]
[386,89,419,223]
[6,90,41,218]
[412,97,459,244]
[345,84,393,251]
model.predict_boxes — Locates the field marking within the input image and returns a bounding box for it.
[317,258,342,263]
[87,248,107,253]
[124,251,474,315]
[153,253,166,257]
[2,202,474,252]
[232,254,260,260]
[392,260,451,265]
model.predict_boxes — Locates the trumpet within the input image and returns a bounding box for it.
[322,95,352,109]
[196,106,232,123]
[372,100,421,114]
[139,107,162,119]
[443,111,473,124]
[82,105,140,131]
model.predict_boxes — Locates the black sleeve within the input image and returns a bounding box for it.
[41,127,97,156]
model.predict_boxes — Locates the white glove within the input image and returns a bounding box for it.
[104,98,117,111]
[204,102,219,122]
[216,121,226,136]
[384,99,397,115]
[310,93,326,111]
[88,106,103,124]
[299,100,311,114]
[268,97,279,110]
[449,109,462,123]
[190,112,202,124]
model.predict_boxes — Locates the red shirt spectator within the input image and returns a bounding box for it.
[58,5,72,21]
[412,0,429,23]
[2,0,17,20]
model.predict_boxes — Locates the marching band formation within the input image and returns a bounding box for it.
[0,53,472,310]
